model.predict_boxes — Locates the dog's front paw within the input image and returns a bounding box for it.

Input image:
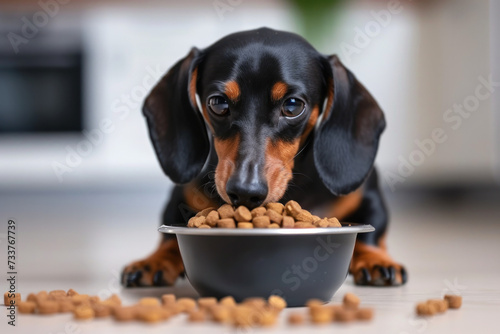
[121,239,184,287]
[349,242,407,286]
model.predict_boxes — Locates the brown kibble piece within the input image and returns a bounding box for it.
[306,299,324,308]
[114,306,137,321]
[268,223,280,228]
[237,222,254,229]
[92,303,112,318]
[234,206,252,222]
[218,204,235,219]
[444,295,462,309]
[266,209,283,225]
[266,202,284,214]
[217,218,236,228]
[428,299,448,313]
[188,216,206,228]
[211,305,232,323]
[161,294,176,306]
[59,300,75,313]
[343,293,360,309]
[314,218,330,228]
[198,224,211,229]
[205,210,220,227]
[328,217,342,227]
[416,302,437,316]
[196,207,215,217]
[295,209,314,222]
[220,296,236,308]
[251,207,267,217]
[198,297,217,310]
[294,222,315,228]
[71,294,90,306]
[288,312,305,325]
[188,309,206,322]
[268,295,287,311]
[18,301,36,314]
[74,305,94,320]
[139,297,160,307]
[282,216,295,228]
[232,305,257,328]
[253,215,270,228]
[106,294,121,306]
[136,306,164,323]
[49,290,66,297]
[177,298,197,313]
[356,308,374,320]
[242,297,266,309]
[38,301,60,314]
[285,200,302,216]
[67,289,79,297]
[311,306,333,324]
[259,310,277,327]
[336,308,356,322]
[4,292,21,306]
[27,293,37,303]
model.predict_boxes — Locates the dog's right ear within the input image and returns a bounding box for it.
[143,48,209,184]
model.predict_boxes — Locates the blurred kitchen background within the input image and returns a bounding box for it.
[0,0,499,283]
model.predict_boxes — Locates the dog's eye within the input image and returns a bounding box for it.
[207,96,229,116]
[282,98,305,118]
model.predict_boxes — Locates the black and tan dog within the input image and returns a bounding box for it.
[122,28,406,287]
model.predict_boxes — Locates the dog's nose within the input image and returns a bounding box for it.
[226,178,268,209]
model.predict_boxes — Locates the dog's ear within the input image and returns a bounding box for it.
[314,55,386,195]
[143,48,209,184]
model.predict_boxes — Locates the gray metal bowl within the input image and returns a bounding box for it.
[159,224,374,307]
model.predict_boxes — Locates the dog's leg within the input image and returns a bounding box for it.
[344,169,407,286]
[122,186,192,287]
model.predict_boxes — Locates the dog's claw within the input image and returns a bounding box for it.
[124,271,142,287]
[153,271,167,286]
[401,266,408,284]
[388,266,397,284]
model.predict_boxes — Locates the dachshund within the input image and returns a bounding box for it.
[122,27,407,288]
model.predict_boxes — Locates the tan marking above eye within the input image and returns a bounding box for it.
[224,81,241,102]
[271,82,288,101]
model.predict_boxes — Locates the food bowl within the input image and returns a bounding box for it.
[159,224,374,307]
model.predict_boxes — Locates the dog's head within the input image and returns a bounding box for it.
[143,28,385,208]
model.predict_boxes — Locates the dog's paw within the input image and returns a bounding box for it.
[349,242,407,286]
[121,239,184,287]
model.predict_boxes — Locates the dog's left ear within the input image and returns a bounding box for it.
[143,48,209,184]
[314,55,386,195]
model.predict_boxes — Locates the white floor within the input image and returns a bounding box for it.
[1,189,500,334]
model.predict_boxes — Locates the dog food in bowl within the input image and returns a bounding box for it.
[187,201,341,229]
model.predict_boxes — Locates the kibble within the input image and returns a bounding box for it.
[161,294,176,306]
[74,305,95,320]
[217,218,236,228]
[444,295,462,309]
[220,296,237,308]
[356,308,374,320]
[17,301,36,314]
[139,297,160,307]
[176,298,197,313]
[188,309,206,322]
[234,206,252,222]
[343,293,360,309]
[218,204,235,219]
[184,201,344,230]
[288,312,305,325]
[38,301,60,314]
[198,297,217,310]
[268,295,287,311]
[4,292,21,306]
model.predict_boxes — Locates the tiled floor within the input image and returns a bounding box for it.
[1,188,499,333]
